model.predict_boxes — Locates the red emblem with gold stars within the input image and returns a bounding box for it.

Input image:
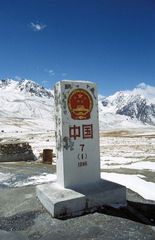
[68,89,93,120]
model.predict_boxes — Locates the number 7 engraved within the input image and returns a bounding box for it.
[80,144,85,152]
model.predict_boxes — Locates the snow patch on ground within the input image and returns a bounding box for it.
[101,160,155,171]
[14,173,57,187]
[101,172,155,201]
[0,172,56,187]
[0,128,155,202]
[1,171,155,201]
[119,161,155,171]
[0,173,14,182]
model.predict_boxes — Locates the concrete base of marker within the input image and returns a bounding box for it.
[36,180,126,219]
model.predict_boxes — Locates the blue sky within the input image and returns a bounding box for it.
[0,0,155,95]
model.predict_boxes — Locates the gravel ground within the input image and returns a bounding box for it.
[0,162,155,240]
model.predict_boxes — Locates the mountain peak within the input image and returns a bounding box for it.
[0,79,15,88]
[0,79,53,98]
[133,83,155,103]
[0,79,154,128]
[18,79,53,98]
[100,83,155,126]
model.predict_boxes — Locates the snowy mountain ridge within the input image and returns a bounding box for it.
[101,83,155,126]
[0,79,53,98]
[0,79,54,120]
[0,79,154,132]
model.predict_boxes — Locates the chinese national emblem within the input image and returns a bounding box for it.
[68,89,93,120]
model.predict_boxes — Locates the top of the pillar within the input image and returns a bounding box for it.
[58,79,96,85]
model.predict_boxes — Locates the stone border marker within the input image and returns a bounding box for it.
[54,80,100,188]
[37,80,126,219]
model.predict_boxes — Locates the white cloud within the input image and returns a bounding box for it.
[48,69,55,76]
[15,76,22,81]
[44,69,55,76]
[134,82,155,102]
[62,72,67,77]
[137,82,146,89]
[31,22,46,32]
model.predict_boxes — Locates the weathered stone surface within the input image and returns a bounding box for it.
[54,80,100,188]
[36,80,126,219]
[0,142,35,162]
[0,230,29,240]
[36,180,126,219]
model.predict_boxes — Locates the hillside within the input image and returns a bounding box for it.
[101,83,155,126]
[0,79,154,132]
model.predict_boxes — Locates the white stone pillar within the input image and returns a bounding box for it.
[37,82,126,218]
[54,80,100,188]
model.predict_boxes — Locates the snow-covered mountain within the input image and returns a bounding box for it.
[0,79,55,132]
[100,83,155,126]
[0,79,52,98]
[0,79,54,119]
[0,79,154,132]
